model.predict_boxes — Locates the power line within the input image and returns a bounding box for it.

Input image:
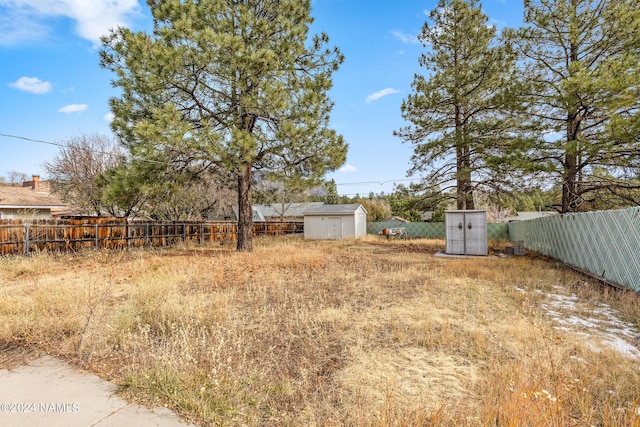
[0,132,166,166]
[0,133,68,148]
[333,178,415,186]
[0,132,420,191]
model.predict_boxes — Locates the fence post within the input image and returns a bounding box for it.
[24,223,30,256]
[95,223,99,249]
[145,223,150,247]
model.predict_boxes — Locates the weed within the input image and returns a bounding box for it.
[0,237,638,425]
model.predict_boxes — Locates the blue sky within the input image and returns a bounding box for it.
[0,0,524,196]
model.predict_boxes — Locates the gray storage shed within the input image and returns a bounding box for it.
[445,210,488,255]
[303,204,367,240]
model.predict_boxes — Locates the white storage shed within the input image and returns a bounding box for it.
[303,204,367,240]
[445,210,488,255]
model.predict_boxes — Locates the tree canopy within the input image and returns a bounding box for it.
[507,0,640,212]
[100,0,346,250]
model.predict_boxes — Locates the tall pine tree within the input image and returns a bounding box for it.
[395,0,529,210]
[509,0,640,212]
[100,0,346,251]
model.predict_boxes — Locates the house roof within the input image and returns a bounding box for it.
[254,202,324,218]
[385,216,409,223]
[231,206,267,222]
[304,203,366,216]
[506,211,557,222]
[222,202,327,222]
[0,186,66,209]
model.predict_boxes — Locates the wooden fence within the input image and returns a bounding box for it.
[0,218,304,255]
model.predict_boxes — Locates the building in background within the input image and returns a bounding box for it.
[304,204,367,240]
[0,176,66,220]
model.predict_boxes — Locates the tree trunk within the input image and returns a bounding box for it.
[237,164,253,252]
[456,144,465,210]
[562,153,579,213]
[454,103,474,210]
[563,100,581,213]
[562,2,581,214]
[456,145,474,210]
[462,145,475,209]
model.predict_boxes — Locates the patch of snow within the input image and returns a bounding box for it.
[518,286,640,360]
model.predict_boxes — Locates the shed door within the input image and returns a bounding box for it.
[464,212,487,255]
[328,217,342,240]
[446,212,466,254]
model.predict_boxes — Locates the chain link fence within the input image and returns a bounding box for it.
[367,221,509,240]
[508,207,640,292]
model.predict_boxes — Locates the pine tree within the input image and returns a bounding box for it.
[395,0,528,210]
[510,0,640,212]
[100,0,346,251]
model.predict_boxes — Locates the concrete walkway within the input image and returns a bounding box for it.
[0,356,195,427]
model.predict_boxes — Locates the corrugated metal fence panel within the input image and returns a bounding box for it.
[367,222,508,240]
[508,207,640,292]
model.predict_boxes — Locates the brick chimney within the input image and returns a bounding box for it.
[23,175,50,193]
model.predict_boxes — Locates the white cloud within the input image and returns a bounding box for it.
[390,30,418,44]
[9,76,52,94]
[0,8,50,45]
[58,104,88,113]
[103,112,115,122]
[0,0,140,45]
[339,164,357,173]
[489,18,507,29]
[365,88,400,104]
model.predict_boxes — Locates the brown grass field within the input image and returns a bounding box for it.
[1,236,639,426]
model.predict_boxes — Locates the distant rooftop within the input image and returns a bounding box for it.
[0,185,65,209]
[505,211,558,222]
[255,202,324,218]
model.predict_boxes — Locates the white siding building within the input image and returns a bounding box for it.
[303,204,367,240]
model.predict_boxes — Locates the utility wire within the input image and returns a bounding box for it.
[334,178,416,186]
[0,132,419,190]
[0,132,166,166]
[0,133,68,148]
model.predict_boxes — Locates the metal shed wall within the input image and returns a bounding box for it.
[353,208,367,238]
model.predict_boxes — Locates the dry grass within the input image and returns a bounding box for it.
[1,236,639,426]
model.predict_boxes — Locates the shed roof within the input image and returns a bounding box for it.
[0,186,65,209]
[304,204,366,216]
